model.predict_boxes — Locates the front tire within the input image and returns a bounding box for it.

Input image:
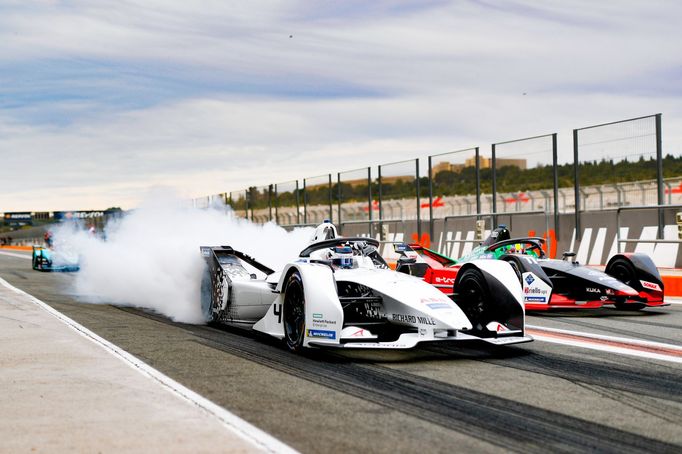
[283,271,306,352]
[607,258,645,310]
[455,267,491,331]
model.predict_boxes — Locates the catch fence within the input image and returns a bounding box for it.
[205,113,675,238]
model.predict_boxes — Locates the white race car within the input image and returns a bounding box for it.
[200,222,532,352]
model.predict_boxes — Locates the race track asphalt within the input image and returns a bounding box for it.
[1,252,681,453]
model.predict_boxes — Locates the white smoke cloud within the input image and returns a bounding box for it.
[53,194,313,323]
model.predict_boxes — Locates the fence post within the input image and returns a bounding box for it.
[303,180,307,225]
[295,180,301,225]
[475,147,481,215]
[573,129,581,240]
[268,185,273,221]
[491,144,497,227]
[367,167,372,235]
[274,184,279,225]
[416,158,421,237]
[656,113,664,239]
[337,173,342,232]
[552,133,559,236]
[428,155,434,240]
[378,165,383,230]
[328,174,333,223]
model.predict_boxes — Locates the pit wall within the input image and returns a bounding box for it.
[337,207,682,269]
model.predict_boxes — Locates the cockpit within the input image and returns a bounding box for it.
[303,238,389,270]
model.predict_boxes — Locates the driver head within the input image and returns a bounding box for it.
[329,245,354,269]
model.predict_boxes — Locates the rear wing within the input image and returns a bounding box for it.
[200,246,275,276]
[408,244,458,267]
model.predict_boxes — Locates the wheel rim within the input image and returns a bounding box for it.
[284,279,305,349]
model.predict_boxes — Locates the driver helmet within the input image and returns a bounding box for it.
[482,224,511,247]
[329,245,354,269]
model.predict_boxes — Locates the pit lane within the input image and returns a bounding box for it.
[1,252,681,453]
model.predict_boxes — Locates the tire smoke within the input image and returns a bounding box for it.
[54,195,313,323]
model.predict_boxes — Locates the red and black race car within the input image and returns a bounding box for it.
[394,225,666,311]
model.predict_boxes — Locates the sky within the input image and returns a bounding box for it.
[0,0,681,211]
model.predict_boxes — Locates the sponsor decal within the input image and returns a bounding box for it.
[598,276,618,282]
[640,280,662,292]
[600,296,609,301]
[312,318,337,327]
[525,296,547,302]
[350,329,367,337]
[427,303,451,310]
[586,287,601,293]
[307,329,336,340]
[392,313,417,323]
[313,313,323,319]
[524,287,548,295]
[5,212,31,220]
[420,297,452,310]
[53,211,105,220]
[417,316,437,325]
[393,314,436,326]
[605,289,614,295]
[419,328,427,336]
[434,276,455,285]
[525,274,535,285]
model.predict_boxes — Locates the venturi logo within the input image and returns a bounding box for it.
[525,274,535,285]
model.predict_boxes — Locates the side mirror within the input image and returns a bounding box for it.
[562,251,577,262]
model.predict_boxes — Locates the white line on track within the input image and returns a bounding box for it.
[0,250,31,260]
[0,276,298,454]
[527,324,682,364]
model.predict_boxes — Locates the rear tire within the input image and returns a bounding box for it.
[607,258,645,310]
[200,266,216,322]
[283,271,306,352]
[454,267,491,331]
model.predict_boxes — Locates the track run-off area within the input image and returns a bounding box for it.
[1,250,681,453]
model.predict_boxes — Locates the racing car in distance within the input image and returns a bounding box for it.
[200,221,532,353]
[398,225,666,311]
[32,245,80,272]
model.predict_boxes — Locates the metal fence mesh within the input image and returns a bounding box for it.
[337,167,371,224]
[428,148,479,218]
[304,174,332,224]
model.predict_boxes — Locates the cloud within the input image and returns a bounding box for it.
[0,1,680,211]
